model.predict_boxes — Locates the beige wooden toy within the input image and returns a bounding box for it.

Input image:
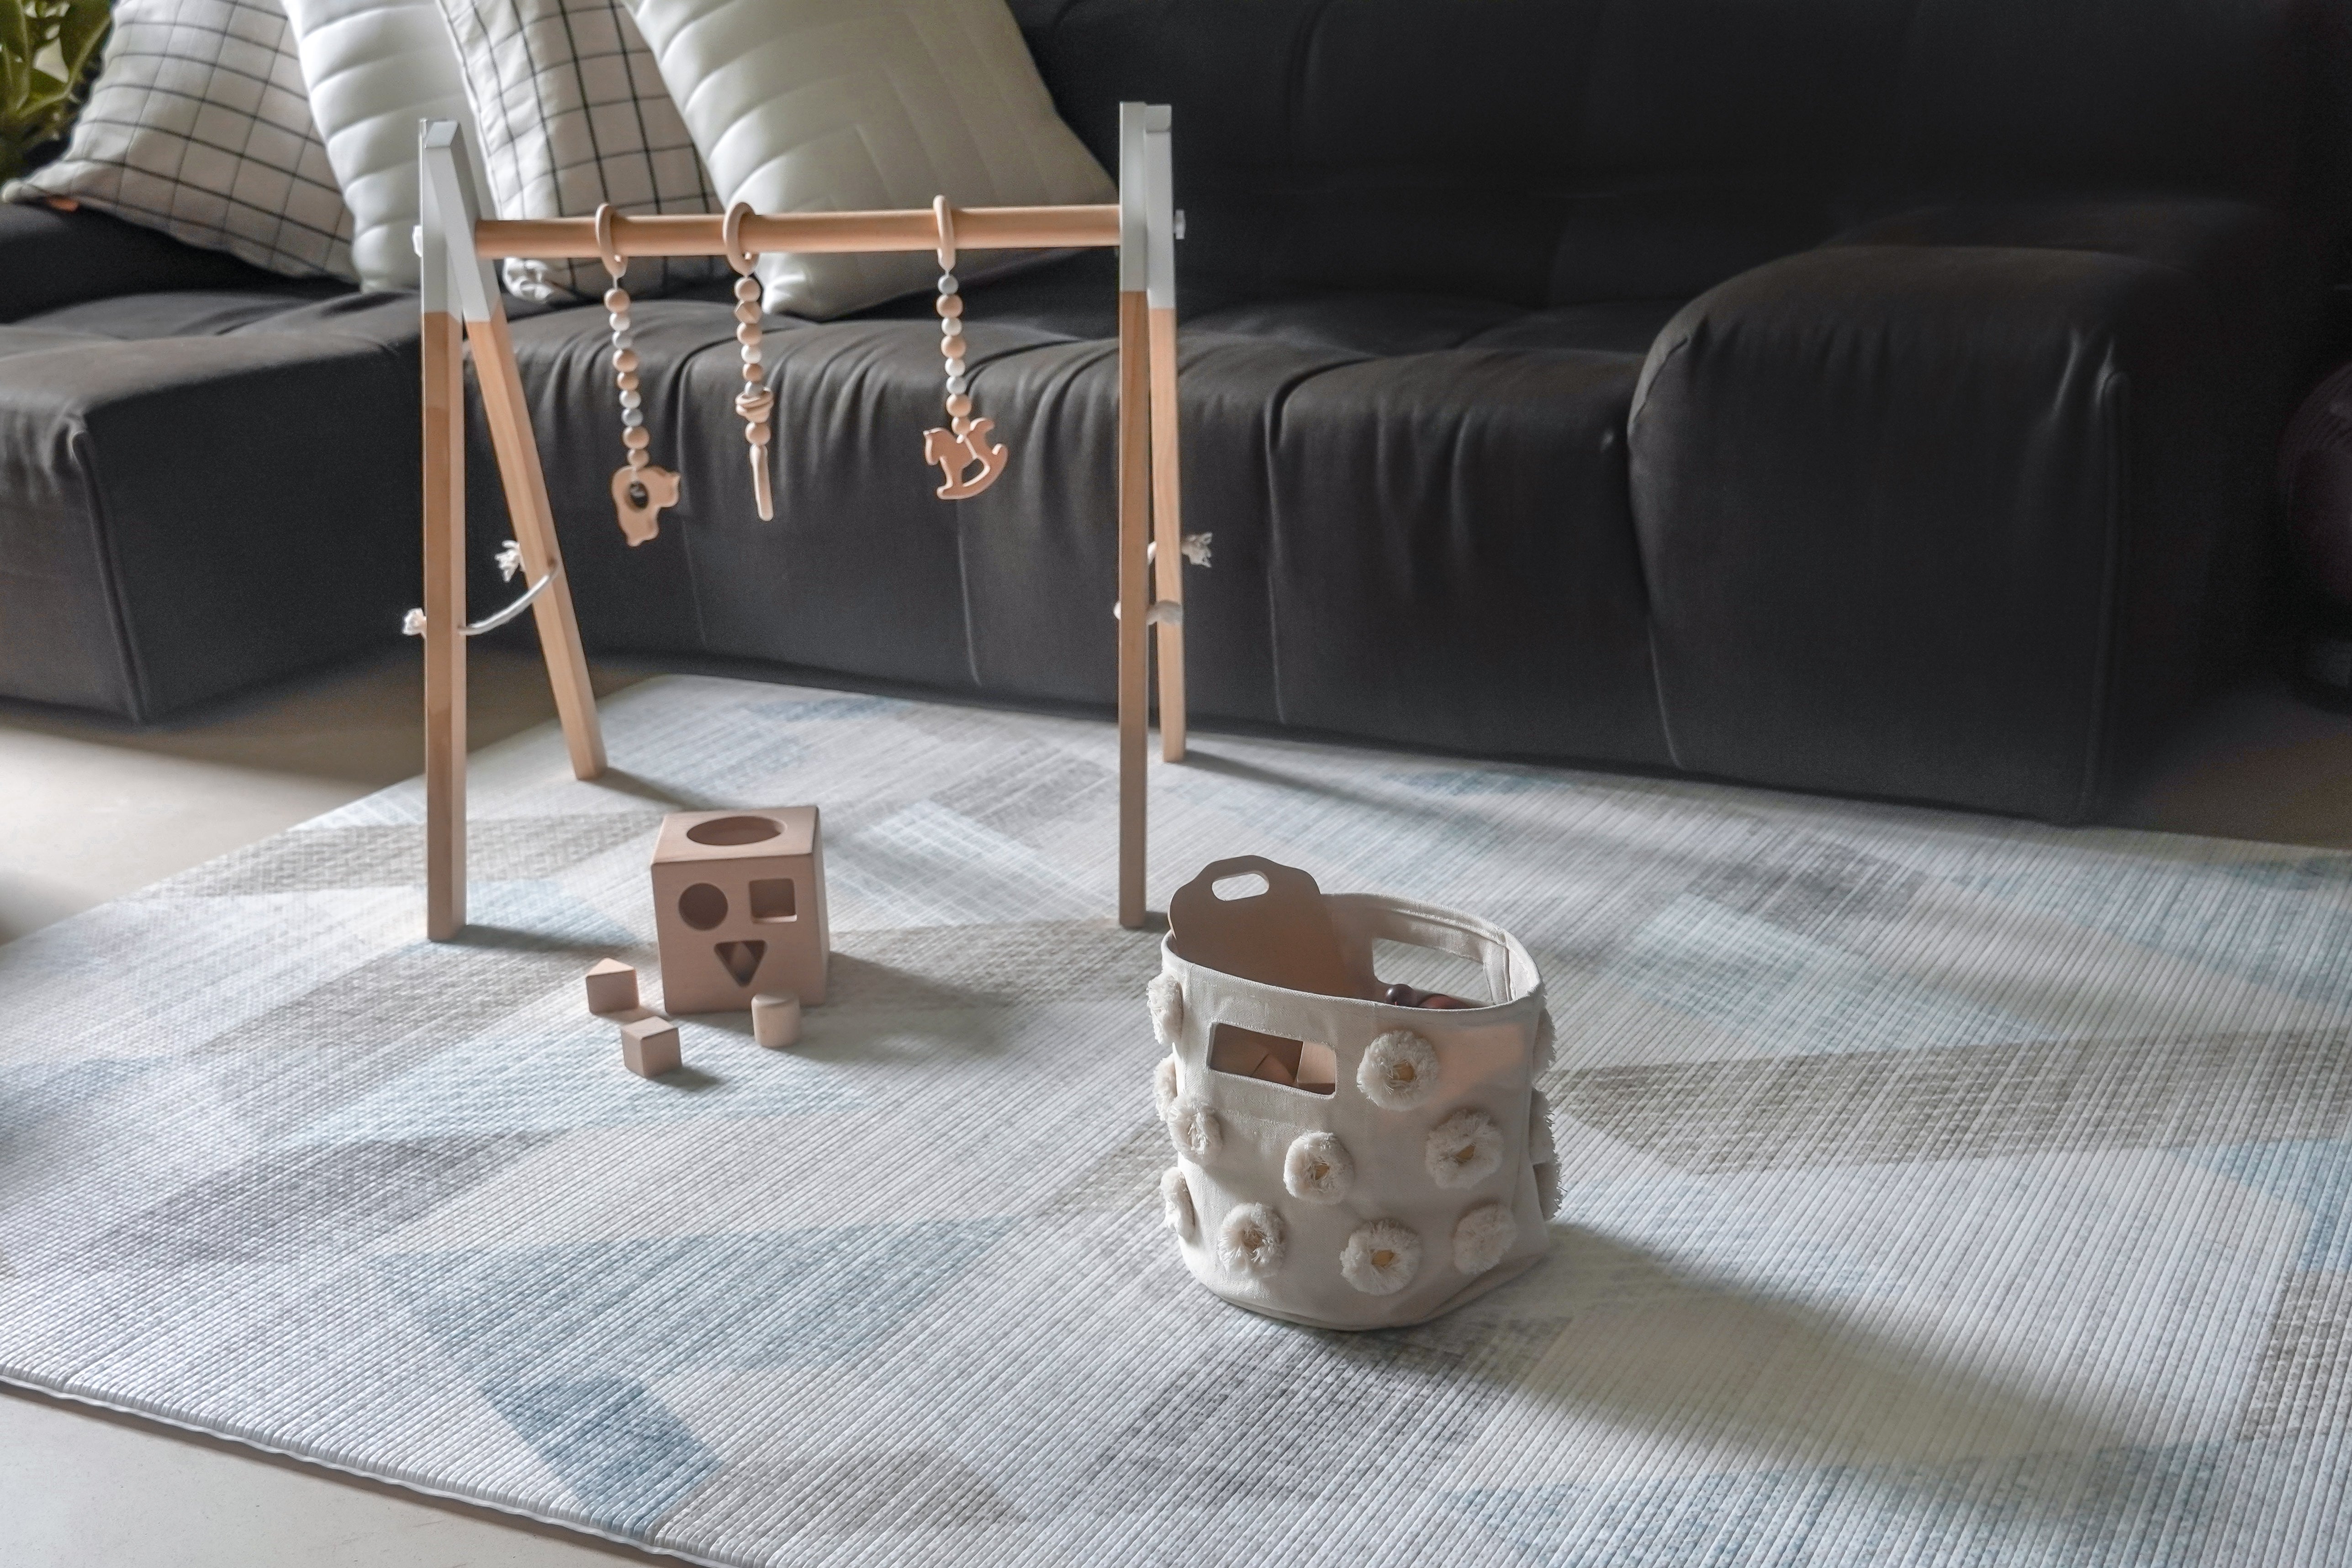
[752,991,802,1049]
[620,1014,681,1077]
[651,808,829,1014]
[410,106,1187,943]
[584,957,639,1014]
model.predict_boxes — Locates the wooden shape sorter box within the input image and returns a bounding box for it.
[652,808,830,1014]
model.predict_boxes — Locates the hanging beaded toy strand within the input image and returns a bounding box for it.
[597,204,680,544]
[920,195,1010,500]
[723,202,776,521]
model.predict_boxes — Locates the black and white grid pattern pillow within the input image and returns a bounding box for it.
[4,0,357,281]
[435,0,724,301]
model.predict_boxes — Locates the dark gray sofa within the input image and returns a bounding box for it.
[5,0,2348,824]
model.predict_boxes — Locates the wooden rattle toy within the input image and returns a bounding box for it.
[921,196,1010,500]
[723,202,776,521]
[598,203,680,544]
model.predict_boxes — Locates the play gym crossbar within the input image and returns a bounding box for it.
[412,105,1183,941]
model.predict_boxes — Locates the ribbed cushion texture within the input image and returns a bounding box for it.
[433,0,724,300]
[4,0,357,281]
[281,0,486,291]
[622,0,1112,319]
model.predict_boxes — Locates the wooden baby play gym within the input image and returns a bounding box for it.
[407,105,1185,941]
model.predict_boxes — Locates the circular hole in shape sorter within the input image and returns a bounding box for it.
[687,814,783,846]
[678,883,729,929]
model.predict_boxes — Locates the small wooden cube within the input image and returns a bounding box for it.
[751,991,801,1050]
[584,958,639,1015]
[620,1015,681,1077]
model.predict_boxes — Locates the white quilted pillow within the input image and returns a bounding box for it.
[4,0,357,281]
[623,0,1113,320]
[436,0,726,300]
[282,0,485,291]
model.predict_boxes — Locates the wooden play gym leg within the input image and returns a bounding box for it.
[422,308,467,940]
[1117,287,1152,929]
[467,308,607,781]
[1148,302,1185,762]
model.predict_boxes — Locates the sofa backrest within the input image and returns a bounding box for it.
[1015,0,2341,307]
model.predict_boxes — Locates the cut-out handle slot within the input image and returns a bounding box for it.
[1209,1023,1336,1095]
[1211,872,1270,901]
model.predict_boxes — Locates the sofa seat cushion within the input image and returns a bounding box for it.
[486,271,1675,763]
[0,292,421,718]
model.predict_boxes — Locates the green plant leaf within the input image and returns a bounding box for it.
[0,0,109,181]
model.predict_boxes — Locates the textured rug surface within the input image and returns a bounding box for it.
[4,675,2352,1566]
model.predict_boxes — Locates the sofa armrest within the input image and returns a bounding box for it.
[0,201,284,322]
[1628,208,2295,821]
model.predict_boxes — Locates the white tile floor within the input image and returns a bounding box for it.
[0,647,2341,1564]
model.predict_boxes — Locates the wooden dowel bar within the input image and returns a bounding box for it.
[474,204,1121,261]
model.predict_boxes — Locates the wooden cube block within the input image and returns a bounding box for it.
[751,991,801,1049]
[620,1015,681,1077]
[650,807,830,1014]
[584,958,639,1015]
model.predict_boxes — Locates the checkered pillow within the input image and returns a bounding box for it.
[4,0,358,281]
[435,0,725,301]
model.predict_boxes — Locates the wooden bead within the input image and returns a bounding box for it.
[623,426,650,450]
[628,447,650,469]
[940,336,962,358]
[936,296,963,318]
[742,361,763,382]
[734,275,763,301]
[613,348,639,373]
[946,393,973,417]
[735,301,762,325]
[616,371,640,391]
[603,287,630,311]
[736,323,760,346]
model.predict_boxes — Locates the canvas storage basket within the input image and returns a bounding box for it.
[1149,878,1558,1330]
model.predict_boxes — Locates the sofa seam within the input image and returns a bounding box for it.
[1261,352,1375,729]
[1628,333,1689,771]
[2078,367,2130,824]
[63,422,156,723]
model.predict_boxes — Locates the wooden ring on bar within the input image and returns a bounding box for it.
[593,203,625,278]
[721,201,758,276]
[932,195,956,273]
